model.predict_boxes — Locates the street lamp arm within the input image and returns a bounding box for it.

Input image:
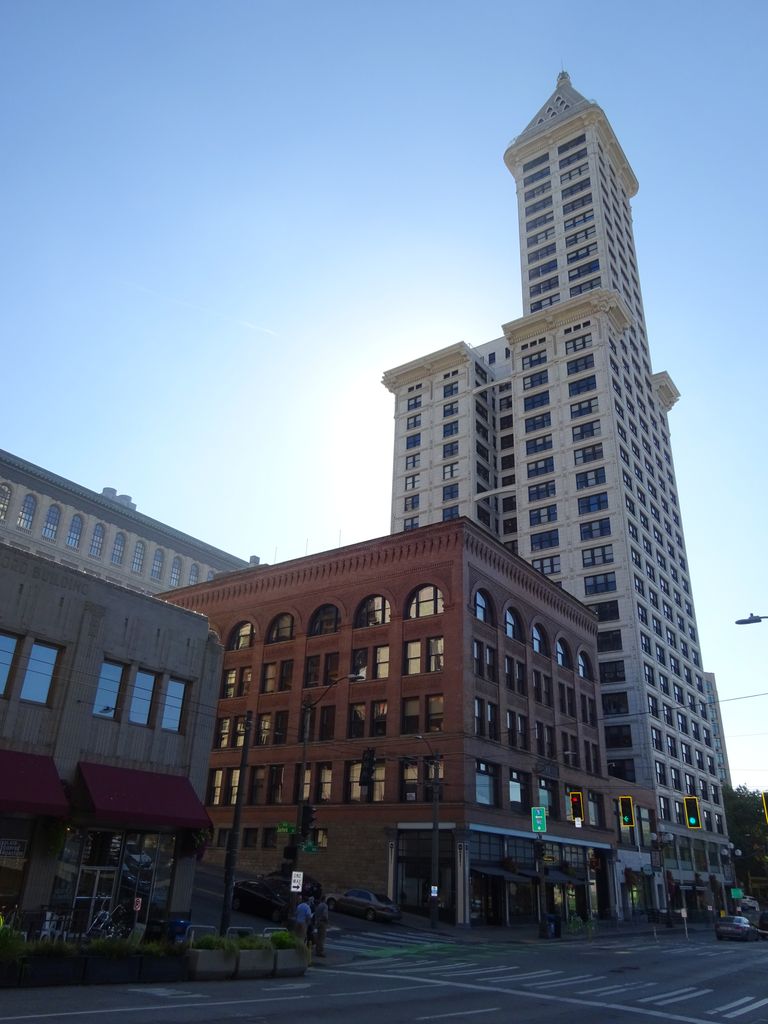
[735,613,767,625]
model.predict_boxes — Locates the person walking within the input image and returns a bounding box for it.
[313,894,329,957]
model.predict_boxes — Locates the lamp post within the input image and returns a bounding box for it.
[411,733,441,930]
[735,613,767,625]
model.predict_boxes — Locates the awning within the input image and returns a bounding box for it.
[546,869,585,884]
[0,750,69,817]
[77,762,211,830]
[471,864,532,884]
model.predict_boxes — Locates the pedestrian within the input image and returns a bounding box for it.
[294,897,312,942]
[313,894,329,957]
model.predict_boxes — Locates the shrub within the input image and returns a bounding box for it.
[0,929,26,963]
[190,933,238,953]
[270,930,302,951]
[25,939,79,958]
[85,937,139,958]
[237,934,272,951]
[141,940,186,958]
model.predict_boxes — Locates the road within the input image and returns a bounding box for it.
[1,929,766,1024]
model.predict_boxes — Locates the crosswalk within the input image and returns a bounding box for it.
[334,953,768,1019]
[587,939,744,958]
[326,927,457,958]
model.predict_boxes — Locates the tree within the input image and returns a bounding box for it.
[722,785,768,889]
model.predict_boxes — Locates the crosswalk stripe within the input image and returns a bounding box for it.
[724,997,768,1019]
[638,987,701,1003]
[535,974,603,989]
[708,997,756,1014]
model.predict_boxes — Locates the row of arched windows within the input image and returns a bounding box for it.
[1,485,209,587]
[226,585,445,651]
[473,588,594,679]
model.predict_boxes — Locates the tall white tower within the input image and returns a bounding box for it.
[384,75,729,872]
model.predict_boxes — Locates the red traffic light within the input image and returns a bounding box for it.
[569,790,584,821]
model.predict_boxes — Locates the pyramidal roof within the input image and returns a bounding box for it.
[515,71,594,143]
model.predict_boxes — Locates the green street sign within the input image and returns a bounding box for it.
[303,841,317,853]
[531,806,547,833]
[277,822,297,834]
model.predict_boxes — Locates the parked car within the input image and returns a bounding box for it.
[326,889,401,922]
[714,915,760,942]
[758,911,768,938]
[739,896,760,914]
[232,878,290,922]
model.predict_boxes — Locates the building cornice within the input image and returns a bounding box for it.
[500,289,632,344]
[381,342,474,392]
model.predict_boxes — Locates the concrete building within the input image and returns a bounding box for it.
[0,547,221,935]
[167,518,645,927]
[383,74,731,911]
[0,448,248,596]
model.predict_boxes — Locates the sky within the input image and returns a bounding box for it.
[2,1,767,791]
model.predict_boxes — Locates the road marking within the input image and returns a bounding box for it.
[653,990,713,1007]
[724,998,768,1019]
[415,1010,500,1021]
[639,988,703,1003]
[707,997,755,1014]
[0,994,311,1022]
[535,974,604,989]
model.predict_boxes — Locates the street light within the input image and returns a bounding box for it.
[410,733,441,930]
[735,613,767,625]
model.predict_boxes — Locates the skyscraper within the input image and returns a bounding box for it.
[384,74,730,901]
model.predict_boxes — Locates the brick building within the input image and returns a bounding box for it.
[166,519,625,927]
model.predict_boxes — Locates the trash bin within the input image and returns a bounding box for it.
[167,918,191,943]
[545,913,561,938]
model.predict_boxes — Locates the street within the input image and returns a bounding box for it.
[1,930,766,1024]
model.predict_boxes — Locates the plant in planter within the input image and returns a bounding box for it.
[83,936,142,984]
[139,940,188,983]
[235,934,274,980]
[186,933,238,981]
[19,939,85,987]
[270,930,308,977]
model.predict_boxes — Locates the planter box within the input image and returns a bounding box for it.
[186,948,237,981]
[235,948,274,979]
[83,956,142,985]
[273,947,308,977]
[139,955,188,983]
[0,960,20,988]
[19,955,86,987]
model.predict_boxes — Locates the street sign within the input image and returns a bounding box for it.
[303,841,317,853]
[430,885,438,897]
[574,817,582,828]
[531,806,547,833]
[277,822,296,834]
[290,870,304,893]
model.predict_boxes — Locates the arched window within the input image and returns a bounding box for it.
[578,652,593,680]
[531,623,549,656]
[66,514,83,549]
[354,595,391,628]
[267,613,294,643]
[42,505,61,540]
[556,638,572,669]
[207,570,215,581]
[474,589,494,624]
[151,548,165,581]
[131,540,146,574]
[169,556,182,587]
[309,604,341,636]
[0,484,11,521]
[189,564,200,585]
[90,523,105,558]
[504,608,523,641]
[111,533,126,565]
[17,494,36,531]
[228,621,255,650]
[406,585,444,619]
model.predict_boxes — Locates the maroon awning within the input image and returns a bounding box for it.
[0,749,69,817]
[78,762,210,830]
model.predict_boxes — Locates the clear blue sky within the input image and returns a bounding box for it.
[2,1,766,791]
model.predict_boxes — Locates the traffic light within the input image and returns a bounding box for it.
[300,804,316,838]
[619,796,635,828]
[360,747,376,786]
[684,795,702,829]
[569,790,584,822]
[762,792,768,824]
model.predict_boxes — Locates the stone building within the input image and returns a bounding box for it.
[0,547,221,934]
[0,447,248,596]
[165,518,637,927]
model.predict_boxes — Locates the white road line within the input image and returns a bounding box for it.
[415,1010,500,1021]
[708,997,756,1014]
[653,989,713,1006]
[535,974,604,989]
[491,969,561,982]
[450,965,527,977]
[725,997,768,1019]
[638,987,701,1003]
[414,963,477,973]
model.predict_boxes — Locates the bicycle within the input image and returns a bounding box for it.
[85,904,132,940]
